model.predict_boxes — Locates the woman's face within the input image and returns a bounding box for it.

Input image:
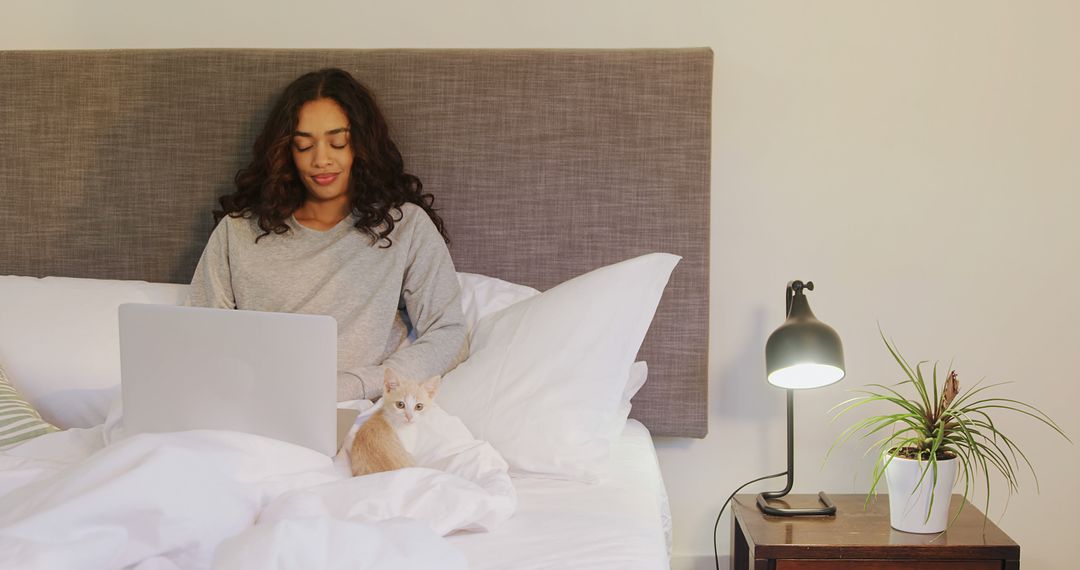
[291,98,354,206]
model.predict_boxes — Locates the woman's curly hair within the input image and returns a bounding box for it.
[216,68,448,247]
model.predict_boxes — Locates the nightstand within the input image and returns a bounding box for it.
[731,494,1019,569]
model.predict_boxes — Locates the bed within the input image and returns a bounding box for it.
[0,48,711,569]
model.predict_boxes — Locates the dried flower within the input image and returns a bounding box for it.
[940,370,959,413]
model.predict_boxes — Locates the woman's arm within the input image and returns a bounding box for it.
[185,219,237,309]
[337,207,468,400]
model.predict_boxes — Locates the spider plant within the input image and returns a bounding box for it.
[829,332,1069,525]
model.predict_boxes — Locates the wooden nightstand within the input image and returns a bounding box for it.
[731,494,1019,569]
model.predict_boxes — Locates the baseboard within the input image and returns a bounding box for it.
[670,553,727,570]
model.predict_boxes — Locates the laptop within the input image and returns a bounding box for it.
[118,303,349,456]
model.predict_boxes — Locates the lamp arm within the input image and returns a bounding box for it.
[758,389,796,499]
[785,280,815,319]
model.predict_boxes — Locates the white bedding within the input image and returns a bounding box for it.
[449,419,672,570]
[0,412,668,570]
[0,403,515,570]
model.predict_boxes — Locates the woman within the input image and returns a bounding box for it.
[186,68,468,401]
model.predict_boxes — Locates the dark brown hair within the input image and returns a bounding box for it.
[217,68,447,246]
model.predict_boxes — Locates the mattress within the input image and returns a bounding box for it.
[448,419,672,569]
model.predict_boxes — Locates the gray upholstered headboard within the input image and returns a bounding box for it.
[0,49,711,437]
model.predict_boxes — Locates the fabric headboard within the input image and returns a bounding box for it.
[0,49,711,437]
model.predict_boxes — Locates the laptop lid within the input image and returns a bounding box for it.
[119,303,338,456]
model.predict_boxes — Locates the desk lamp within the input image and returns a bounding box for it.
[757,280,845,516]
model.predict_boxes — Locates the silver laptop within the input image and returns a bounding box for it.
[119,303,340,456]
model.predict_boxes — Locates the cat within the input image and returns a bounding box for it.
[349,368,440,477]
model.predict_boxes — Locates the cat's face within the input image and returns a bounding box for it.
[382,369,440,424]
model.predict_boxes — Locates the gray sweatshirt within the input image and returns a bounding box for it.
[185,202,468,400]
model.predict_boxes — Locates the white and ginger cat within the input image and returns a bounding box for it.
[349,368,440,477]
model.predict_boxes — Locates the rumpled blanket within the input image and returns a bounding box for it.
[0,400,515,570]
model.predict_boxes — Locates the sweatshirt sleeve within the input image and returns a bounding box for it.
[185,219,237,309]
[337,206,468,400]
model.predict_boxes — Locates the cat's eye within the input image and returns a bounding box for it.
[395,401,405,409]
[415,403,424,411]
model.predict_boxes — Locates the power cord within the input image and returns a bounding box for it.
[712,471,787,570]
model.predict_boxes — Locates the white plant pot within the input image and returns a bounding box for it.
[884,454,958,533]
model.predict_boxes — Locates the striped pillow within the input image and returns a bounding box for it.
[0,365,60,449]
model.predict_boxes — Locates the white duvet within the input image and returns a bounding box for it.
[0,402,516,570]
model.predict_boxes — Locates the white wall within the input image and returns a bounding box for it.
[5,2,1078,568]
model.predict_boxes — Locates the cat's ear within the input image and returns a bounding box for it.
[421,375,441,398]
[383,368,401,392]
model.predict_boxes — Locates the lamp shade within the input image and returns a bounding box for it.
[765,283,845,389]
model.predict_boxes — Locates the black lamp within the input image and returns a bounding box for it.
[757,280,845,516]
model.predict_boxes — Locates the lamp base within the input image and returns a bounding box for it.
[756,491,837,516]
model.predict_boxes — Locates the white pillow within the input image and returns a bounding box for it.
[457,273,649,435]
[616,361,648,426]
[438,253,679,483]
[399,272,539,349]
[0,276,189,428]
[458,272,648,423]
[597,360,650,448]
[455,272,540,339]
